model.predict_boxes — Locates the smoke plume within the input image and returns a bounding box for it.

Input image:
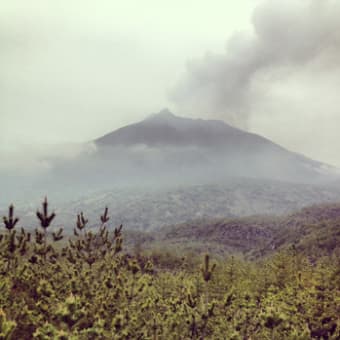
[171,0,340,128]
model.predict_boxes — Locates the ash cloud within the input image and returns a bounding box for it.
[171,0,340,129]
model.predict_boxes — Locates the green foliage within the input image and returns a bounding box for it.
[0,309,16,339]
[0,199,339,339]
[130,203,340,261]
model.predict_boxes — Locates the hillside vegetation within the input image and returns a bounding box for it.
[1,199,339,339]
[9,180,340,232]
[128,203,340,260]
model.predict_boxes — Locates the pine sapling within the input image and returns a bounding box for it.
[201,254,216,323]
[36,197,55,229]
[76,212,88,232]
[100,207,109,225]
[3,205,19,231]
[36,198,56,262]
[52,228,64,242]
[201,254,216,283]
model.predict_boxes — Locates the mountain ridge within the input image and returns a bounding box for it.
[95,109,285,150]
[92,109,335,184]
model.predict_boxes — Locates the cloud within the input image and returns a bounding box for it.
[0,142,97,175]
[171,0,340,128]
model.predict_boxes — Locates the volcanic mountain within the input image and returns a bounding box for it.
[93,109,334,184]
[1,109,338,206]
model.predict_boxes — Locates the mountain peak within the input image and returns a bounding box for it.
[145,108,178,122]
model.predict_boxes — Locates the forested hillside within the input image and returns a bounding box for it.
[0,199,339,339]
[126,203,340,260]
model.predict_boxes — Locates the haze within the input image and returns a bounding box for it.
[1,0,340,168]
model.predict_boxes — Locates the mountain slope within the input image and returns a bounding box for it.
[96,108,272,149]
[94,109,336,184]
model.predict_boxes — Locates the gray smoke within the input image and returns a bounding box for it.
[171,0,340,128]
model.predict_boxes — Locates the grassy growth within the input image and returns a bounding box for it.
[0,199,339,339]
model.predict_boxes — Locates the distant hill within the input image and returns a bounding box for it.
[127,203,340,260]
[6,179,340,234]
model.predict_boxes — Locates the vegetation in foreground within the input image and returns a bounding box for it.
[0,199,339,339]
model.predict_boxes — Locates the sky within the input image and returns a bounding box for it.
[1,0,340,168]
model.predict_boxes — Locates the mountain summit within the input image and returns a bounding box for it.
[145,108,177,122]
[95,109,270,149]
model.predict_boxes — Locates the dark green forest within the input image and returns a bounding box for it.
[1,199,339,339]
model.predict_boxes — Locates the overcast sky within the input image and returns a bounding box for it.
[1,0,340,167]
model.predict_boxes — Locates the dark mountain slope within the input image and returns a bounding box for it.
[96,109,274,150]
[93,109,336,184]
